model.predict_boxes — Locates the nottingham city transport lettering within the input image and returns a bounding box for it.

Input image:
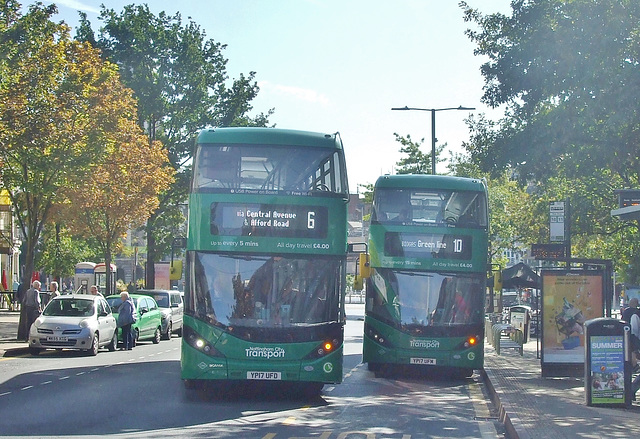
[410,339,440,349]
[245,346,286,359]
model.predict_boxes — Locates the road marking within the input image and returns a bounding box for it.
[0,391,10,397]
[21,385,33,391]
[261,434,276,439]
[76,372,85,376]
[282,416,296,425]
[59,376,69,380]
[41,381,52,385]
[325,386,335,392]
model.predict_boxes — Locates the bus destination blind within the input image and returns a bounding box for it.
[384,232,472,260]
[210,202,328,238]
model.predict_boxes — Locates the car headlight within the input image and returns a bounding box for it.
[79,319,90,328]
[34,317,44,328]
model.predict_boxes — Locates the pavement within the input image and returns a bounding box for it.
[3,305,640,438]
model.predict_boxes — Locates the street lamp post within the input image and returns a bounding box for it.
[391,105,475,175]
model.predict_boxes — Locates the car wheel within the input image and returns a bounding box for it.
[29,347,41,356]
[88,332,99,356]
[152,327,161,344]
[107,330,117,352]
[162,321,172,340]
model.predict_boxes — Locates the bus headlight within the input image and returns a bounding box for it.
[184,326,224,358]
[305,339,341,360]
[365,323,394,348]
[458,335,481,349]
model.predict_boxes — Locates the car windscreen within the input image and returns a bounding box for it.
[44,299,95,317]
[106,297,138,313]
[146,293,169,308]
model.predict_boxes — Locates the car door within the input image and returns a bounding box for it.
[171,293,183,329]
[96,300,114,344]
[147,297,160,333]
[138,297,151,338]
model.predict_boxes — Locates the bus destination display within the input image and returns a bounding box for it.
[210,202,328,238]
[384,232,472,260]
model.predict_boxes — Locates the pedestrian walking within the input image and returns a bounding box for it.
[117,292,136,350]
[23,280,42,341]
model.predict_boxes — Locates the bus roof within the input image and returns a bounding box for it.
[374,174,486,192]
[197,127,343,150]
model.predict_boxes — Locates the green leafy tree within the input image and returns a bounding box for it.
[460,0,640,281]
[36,223,102,286]
[394,133,444,175]
[77,5,272,288]
[0,2,132,285]
[60,116,174,297]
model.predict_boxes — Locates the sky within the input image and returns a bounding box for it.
[31,0,512,191]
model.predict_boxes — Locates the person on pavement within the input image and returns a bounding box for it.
[90,285,103,297]
[49,281,60,300]
[622,297,640,324]
[23,280,42,340]
[117,291,136,350]
[16,282,28,340]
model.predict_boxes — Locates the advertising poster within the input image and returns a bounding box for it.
[155,263,171,290]
[542,271,604,364]
[589,335,625,404]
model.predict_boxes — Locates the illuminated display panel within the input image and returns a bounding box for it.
[210,202,328,238]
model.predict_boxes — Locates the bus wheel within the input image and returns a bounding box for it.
[301,383,324,398]
[460,368,474,378]
[184,379,198,390]
[367,362,380,372]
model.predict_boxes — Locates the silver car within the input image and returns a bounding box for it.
[138,289,183,340]
[29,295,118,356]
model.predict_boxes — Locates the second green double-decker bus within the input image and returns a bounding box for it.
[361,174,489,378]
[181,127,349,395]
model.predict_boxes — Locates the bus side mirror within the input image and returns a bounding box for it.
[359,254,371,279]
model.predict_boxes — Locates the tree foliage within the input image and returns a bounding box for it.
[60,116,174,296]
[78,5,272,287]
[460,0,640,282]
[0,1,134,284]
[394,133,445,175]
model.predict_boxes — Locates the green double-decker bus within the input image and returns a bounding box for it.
[361,174,489,378]
[181,127,349,394]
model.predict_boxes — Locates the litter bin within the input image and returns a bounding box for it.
[584,317,632,408]
[509,305,531,343]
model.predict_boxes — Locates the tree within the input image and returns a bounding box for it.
[460,0,640,281]
[0,2,134,286]
[60,116,174,296]
[77,5,272,288]
[394,133,444,175]
[36,223,102,287]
